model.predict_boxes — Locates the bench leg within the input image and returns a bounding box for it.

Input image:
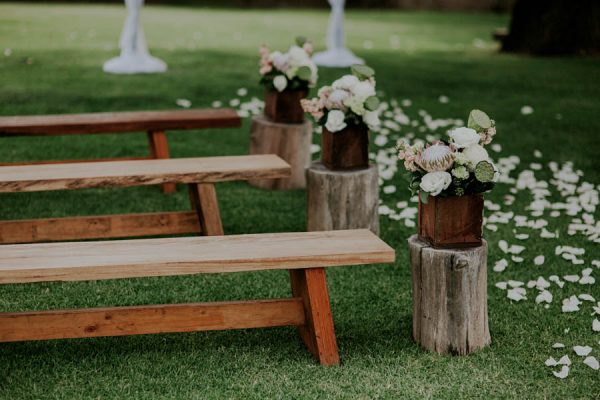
[188,183,224,236]
[147,130,176,193]
[289,268,340,366]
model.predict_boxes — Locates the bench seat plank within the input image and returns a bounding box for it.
[0,229,395,284]
[0,155,291,193]
[0,109,241,136]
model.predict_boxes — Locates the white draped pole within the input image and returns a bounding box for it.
[103,0,167,74]
[312,0,364,68]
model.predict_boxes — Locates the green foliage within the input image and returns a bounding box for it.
[351,64,375,80]
[474,160,495,182]
[295,36,307,47]
[419,190,429,204]
[364,95,380,111]
[296,65,312,81]
[468,109,492,132]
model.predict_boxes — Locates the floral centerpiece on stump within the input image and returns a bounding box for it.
[397,109,498,248]
[259,37,318,123]
[301,65,381,170]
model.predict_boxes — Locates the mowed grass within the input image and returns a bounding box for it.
[0,3,599,399]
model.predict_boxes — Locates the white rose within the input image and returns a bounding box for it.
[325,110,347,133]
[332,75,360,90]
[288,45,310,63]
[463,144,489,165]
[351,81,376,98]
[420,171,452,197]
[448,127,480,148]
[270,51,290,71]
[273,75,288,92]
[326,89,350,109]
[363,110,380,129]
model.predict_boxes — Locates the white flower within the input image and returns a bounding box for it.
[420,171,452,197]
[332,75,360,91]
[463,144,489,165]
[270,51,290,71]
[326,89,350,109]
[344,96,366,115]
[448,127,480,148]
[288,45,310,63]
[351,81,376,98]
[273,75,288,92]
[325,110,347,133]
[363,110,380,129]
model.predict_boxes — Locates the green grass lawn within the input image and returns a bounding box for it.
[1,3,599,399]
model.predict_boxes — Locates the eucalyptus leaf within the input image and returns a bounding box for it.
[296,66,312,81]
[468,109,492,131]
[364,96,380,111]
[351,64,375,80]
[419,190,429,204]
[295,36,307,47]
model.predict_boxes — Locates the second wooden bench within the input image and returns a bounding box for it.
[0,154,290,244]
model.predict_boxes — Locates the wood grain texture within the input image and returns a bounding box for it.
[307,162,380,235]
[290,268,340,365]
[409,235,490,355]
[418,194,484,248]
[0,108,241,136]
[0,155,291,193]
[321,124,369,171]
[0,211,201,244]
[0,298,305,342]
[147,130,176,193]
[249,115,312,190]
[0,156,150,166]
[0,229,395,284]
[188,183,224,236]
[263,89,307,124]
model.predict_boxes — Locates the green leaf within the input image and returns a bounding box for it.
[296,66,312,81]
[364,96,380,111]
[468,109,492,131]
[351,64,375,80]
[419,190,429,205]
[474,160,495,183]
[295,36,308,47]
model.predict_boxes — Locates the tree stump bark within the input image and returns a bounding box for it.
[409,235,490,355]
[306,162,379,235]
[249,115,312,190]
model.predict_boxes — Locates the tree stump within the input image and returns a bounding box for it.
[306,162,379,235]
[249,115,312,190]
[409,235,490,355]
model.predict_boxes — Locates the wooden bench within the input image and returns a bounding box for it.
[0,108,242,193]
[0,229,395,365]
[0,155,290,244]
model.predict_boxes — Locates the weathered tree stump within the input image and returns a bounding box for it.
[409,235,490,355]
[306,162,379,234]
[249,115,312,190]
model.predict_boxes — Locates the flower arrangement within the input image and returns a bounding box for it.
[398,109,498,203]
[259,37,318,93]
[300,64,381,132]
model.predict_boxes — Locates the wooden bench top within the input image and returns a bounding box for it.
[0,154,290,193]
[0,229,395,284]
[0,108,241,136]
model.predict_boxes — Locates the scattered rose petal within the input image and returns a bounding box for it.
[534,255,545,265]
[573,346,592,356]
[552,365,569,379]
[583,356,599,370]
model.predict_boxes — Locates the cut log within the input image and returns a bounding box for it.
[307,162,379,235]
[409,235,490,355]
[249,115,313,190]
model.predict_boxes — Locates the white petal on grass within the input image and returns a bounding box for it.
[211,101,222,108]
[175,98,191,108]
[552,365,569,379]
[536,290,553,304]
[236,88,248,97]
[573,345,592,356]
[507,287,526,301]
[534,150,543,158]
[562,295,581,312]
[438,95,449,104]
[383,185,396,194]
[521,105,534,115]
[3,48,12,57]
[545,357,558,367]
[579,294,595,302]
[493,259,508,272]
[593,319,600,332]
[552,343,565,349]
[508,280,524,288]
[563,275,580,283]
[495,282,508,290]
[583,356,599,370]
[512,256,524,263]
[580,275,596,285]
[534,255,545,265]
[310,144,320,154]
